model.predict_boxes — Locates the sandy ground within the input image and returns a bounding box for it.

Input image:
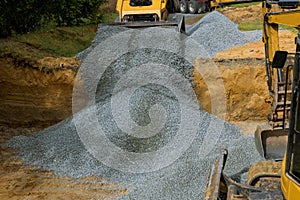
[0,3,297,199]
[220,3,262,24]
[0,126,128,200]
[215,30,297,60]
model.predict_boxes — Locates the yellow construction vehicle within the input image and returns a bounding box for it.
[205,0,300,199]
[115,0,186,31]
[114,0,261,31]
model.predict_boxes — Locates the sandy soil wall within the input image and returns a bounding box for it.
[0,57,79,127]
[0,56,271,127]
[193,58,271,121]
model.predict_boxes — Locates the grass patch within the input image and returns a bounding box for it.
[238,20,298,32]
[228,1,260,8]
[185,14,206,25]
[0,25,97,60]
[238,20,262,31]
[101,12,119,24]
[0,12,122,61]
[280,25,298,34]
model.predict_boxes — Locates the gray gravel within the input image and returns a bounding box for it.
[189,11,262,57]
[6,112,262,199]
[6,11,264,199]
[77,11,262,60]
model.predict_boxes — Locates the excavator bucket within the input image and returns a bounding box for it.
[204,149,274,199]
[204,149,228,200]
[113,14,186,33]
[254,125,288,160]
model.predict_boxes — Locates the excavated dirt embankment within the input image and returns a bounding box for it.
[0,56,269,127]
[0,57,79,127]
[194,58,270,121]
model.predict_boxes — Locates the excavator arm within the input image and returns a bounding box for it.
[263,1,300,129]
[205,1,300,199]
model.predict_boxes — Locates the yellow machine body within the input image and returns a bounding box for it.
[261,8,300,199]
[281,155,300,200]
[263,2,300,63]
[204,0,300,199]
[116,0,167,22]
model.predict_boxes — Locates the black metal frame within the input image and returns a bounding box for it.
[286,32,300,184]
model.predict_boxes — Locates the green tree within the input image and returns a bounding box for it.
[0,0,104,38]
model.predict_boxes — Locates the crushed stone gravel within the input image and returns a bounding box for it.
[6,113,262,199]
[77,11,262,60]
[188,11,261,57]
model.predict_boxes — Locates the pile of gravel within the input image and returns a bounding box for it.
[6,112,262,199]
[6,11,264,199]
[77,11,262,60]
[188,11,262,57]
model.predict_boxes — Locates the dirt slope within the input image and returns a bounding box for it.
[193,58,270,121]
[0,57,79,127]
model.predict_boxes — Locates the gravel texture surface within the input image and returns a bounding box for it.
[6,114,262,199]
[189,11,262,57]
[6,11,264,199]
[77,11,262,60]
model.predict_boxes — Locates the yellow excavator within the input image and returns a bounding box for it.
[205,0,300,199]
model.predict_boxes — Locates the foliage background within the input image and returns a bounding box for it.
[0,0,105,37]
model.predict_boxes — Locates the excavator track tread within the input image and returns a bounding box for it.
[247,161,282,186]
